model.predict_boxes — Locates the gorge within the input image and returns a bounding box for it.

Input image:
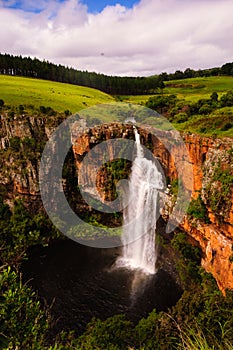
[72,121,233,293]
[0,113,232,294]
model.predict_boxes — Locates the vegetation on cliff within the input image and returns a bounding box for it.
[202,148,233,220]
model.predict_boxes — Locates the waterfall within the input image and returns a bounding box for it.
[119,127,164,274]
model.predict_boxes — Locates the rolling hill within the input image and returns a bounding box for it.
[0,74,114,113]
[121,76,233,137]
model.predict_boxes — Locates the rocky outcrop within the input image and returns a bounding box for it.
[182,217,233,293]
[178,136,233,293]
[0,114,64,210]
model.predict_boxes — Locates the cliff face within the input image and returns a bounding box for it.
[0,114,64,211]
[179,135,233,293]
[72,123,233,293]
[0,116,232,292]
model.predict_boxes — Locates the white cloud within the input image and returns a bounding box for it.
[0,0,232,76]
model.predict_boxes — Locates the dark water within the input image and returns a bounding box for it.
[22,239,182,338]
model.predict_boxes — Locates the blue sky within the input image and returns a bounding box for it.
[83,0,137,13]
[1,0,138,13]
[0,0,232,76]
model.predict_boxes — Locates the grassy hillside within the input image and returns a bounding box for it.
[166,77,233,137]
[0,75,114,113]
[121,76,233,137]
[122,76,233,104]
[164,76,233,102]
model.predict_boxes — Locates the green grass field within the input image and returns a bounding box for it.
[122,76,233,104]
[0,75,114,113]
[164,76,233,102]
[121,76,233,137]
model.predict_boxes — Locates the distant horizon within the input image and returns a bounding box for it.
[0,0,232,76]
[1,51,230,78]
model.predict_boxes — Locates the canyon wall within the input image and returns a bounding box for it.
[72,123,233,293]
[0,113,68,215]
[0,116,232,292]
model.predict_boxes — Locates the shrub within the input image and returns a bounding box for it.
[77,315,134,349]
[221,122,232,131]
[18,104,25,114]
[146,94,178,113]
[40,105,47,113]
[0,267,49,349]
[208,168,233,213]
[187,195,209,222]
[64,109,72,116]
[173,112,188,123]
[40,106,56,115]
[199,103,212,115]
[210,91,218,102]
[8,111,15,118]
[220,90,233,107]
[9,136,21,151]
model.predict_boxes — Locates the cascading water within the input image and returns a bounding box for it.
[119,127,164,274]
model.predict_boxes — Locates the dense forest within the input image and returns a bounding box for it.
[0,53,232,95]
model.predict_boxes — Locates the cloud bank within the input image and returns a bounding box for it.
[0,0,232,76]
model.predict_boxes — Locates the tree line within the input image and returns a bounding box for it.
[159,62,233,81]
[0,53,232,95]
[0,53,164,95]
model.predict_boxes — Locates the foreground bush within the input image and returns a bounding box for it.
[0,267,49,349]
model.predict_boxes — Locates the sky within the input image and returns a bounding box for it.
[0,0,232,76]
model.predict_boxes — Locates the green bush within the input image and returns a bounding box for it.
[39,105,56,116]
[206,167,233,214]
[210,91,218,102]
[77,315,134,349]
[220,90,233,107]
[8,111,15,118]
[9,136,21,151]
[0,199,61,267]
[18,104,25,114]
[146,94,178,113]
[199,103,212,115]
[171,231,202,288]
[187,195,209,223]
[64,109,72,116]
[221,122,232,131]
[173,112,188,123]
[0,267,49,349]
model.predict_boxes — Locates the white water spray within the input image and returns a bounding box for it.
[119,127,164,274]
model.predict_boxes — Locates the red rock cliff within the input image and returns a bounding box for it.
[72,123,233,292]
